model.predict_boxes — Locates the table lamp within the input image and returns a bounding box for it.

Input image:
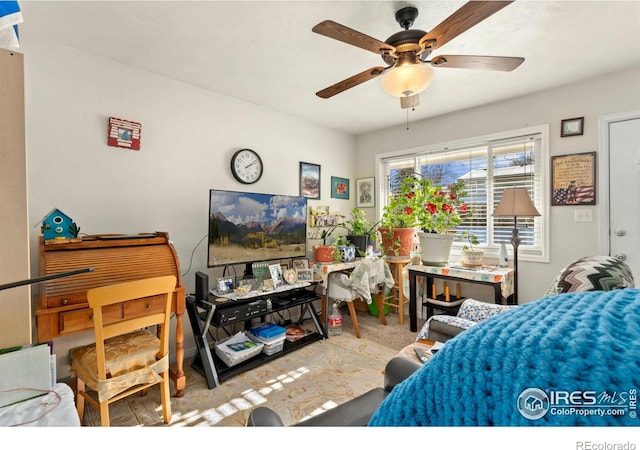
[492,187,540,305]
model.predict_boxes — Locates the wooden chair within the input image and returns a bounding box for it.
[70,275,176,426]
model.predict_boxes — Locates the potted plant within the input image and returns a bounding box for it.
[457,230,484,267]
[335,235,356,262]
[340,207,379,257]
[313,226,338,263]
[381,176,468,264]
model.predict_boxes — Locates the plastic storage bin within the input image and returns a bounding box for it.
[249,322,286,356]
[261,337,285,356]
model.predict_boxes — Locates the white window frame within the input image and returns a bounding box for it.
[375,124,550,263]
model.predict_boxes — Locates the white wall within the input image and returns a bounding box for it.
[21,35,357,377]
[356,66,640,304]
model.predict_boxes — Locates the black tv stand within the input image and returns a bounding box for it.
[186,282,326,389]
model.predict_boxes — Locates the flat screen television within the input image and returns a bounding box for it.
[208,189,307,271]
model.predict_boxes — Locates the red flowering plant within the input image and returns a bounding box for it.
[381,176,468,233]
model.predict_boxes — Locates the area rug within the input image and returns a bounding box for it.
[82,332,400,427]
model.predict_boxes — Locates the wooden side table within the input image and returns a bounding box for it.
[382,258,412,325]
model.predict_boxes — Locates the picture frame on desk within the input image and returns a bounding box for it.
[296,269,313,282]
[269,263,284,288]
[263,278,275,291]
[292,258,309,270]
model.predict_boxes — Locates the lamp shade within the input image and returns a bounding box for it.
[381,63,434,98]
[493,187,541,217]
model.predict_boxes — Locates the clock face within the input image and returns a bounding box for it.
[231,149,263,184]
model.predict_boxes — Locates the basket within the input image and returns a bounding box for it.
[215,331,264,367]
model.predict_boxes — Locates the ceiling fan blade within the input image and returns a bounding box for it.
[430,55,524,71]
[419,1,514,50]
[316,66,386,99]
[312,20,396,55]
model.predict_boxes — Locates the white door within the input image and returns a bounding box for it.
[606,115,640,282]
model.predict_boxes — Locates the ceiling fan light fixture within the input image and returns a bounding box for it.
[380,63,434,98]
[400,94,419,109]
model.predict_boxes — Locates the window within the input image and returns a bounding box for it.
[378,126,548,261]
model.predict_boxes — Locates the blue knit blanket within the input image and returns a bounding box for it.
[369,289,640,426]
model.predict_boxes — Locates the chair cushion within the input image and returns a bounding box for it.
[416,315,477,341]
[70,329,160,386]
[456,298,515,322]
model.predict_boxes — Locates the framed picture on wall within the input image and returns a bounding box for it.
[551,152,596,205]
[300,162,320,199]
[356,177,375,207]
[560,117,584,137]
[331,176,349,199]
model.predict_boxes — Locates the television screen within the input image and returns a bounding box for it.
[208,189,307,268]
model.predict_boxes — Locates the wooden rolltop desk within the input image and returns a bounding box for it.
[35,232,187,396]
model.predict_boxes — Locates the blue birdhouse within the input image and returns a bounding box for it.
[41,208,75,241]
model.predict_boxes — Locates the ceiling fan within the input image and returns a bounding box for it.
[312,1,524,109]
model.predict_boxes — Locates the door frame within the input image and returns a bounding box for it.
[598,110,640,255]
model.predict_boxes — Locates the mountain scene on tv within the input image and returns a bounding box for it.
[209,190,307,266]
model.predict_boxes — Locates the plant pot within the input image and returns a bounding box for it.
[338,244,356,262]
[418,232,455,267]
[314,245,335,263]
[379,227,414,259]
[461,249,484,267]
[346,235,370,257]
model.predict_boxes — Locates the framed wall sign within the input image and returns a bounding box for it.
[551,152,596,205]
[560,117,584,137]
[356,177,375,207]
[108,117,141,150]
[300,162,320,199]
[331,176,349,199]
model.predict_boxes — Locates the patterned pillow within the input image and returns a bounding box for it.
[544,256,635,296]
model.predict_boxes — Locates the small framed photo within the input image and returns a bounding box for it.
[217,277,233,293]
[300,162,321,199]
[108,117,141,150]
[262,278,275,291]
[296,269,313,282]
[331,176,349,199]
[269,263,284,288]
[356,177,375,208]
[561,117,584,137]
[292,258,309,270]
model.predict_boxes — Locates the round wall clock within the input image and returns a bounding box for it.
[231,148,263,184]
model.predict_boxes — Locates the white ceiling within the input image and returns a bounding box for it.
[18,1,640,135]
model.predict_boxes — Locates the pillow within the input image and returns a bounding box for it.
[544,255,634,296]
